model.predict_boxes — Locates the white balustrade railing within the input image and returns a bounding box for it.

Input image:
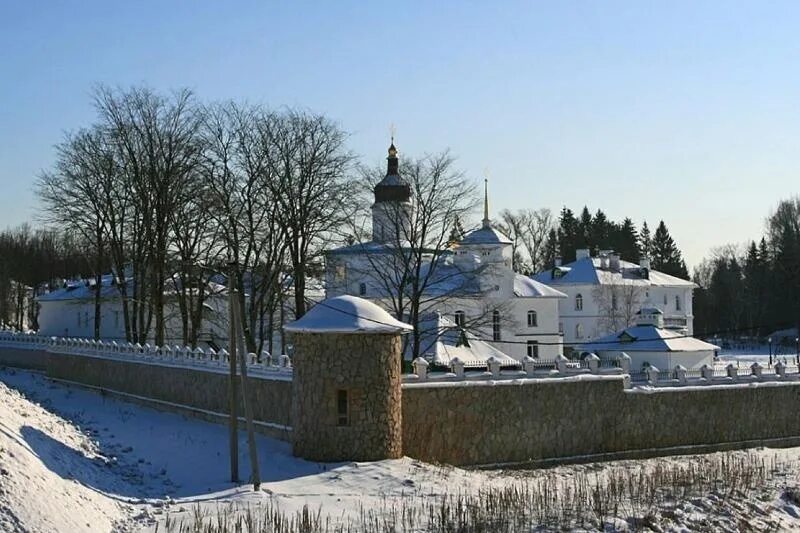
[403,352,800,388]
[0,329,291,379]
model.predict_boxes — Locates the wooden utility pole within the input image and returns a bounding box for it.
[233,295,261,490]
[227,263,239,483]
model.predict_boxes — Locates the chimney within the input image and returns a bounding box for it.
[575,248,591,261]
[640,257,651,279]
[609,254,621,271]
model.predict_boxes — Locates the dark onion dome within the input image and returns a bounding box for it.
[374,142,411,203]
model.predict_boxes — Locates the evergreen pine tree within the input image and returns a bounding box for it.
[640,221,653,259]
[590,209,611,252]
[651,220,689,279]
[557,207,579,262]
[542,228,559,269]
[614,217,641,262]
[578,206,593,250]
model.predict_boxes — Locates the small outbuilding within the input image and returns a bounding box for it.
[285,295,412,462]
[578,307,718,371]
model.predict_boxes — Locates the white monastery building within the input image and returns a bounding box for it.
[325,142,566,365]
[578,307,718,371]
[532,249,696,353]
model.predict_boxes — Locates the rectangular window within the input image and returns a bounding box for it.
[454,311,465,327]
[527,340,539,358]
[675,295,682,311]
[114,311,120,329]
[359,282,367,296]
[337,390,349,426]
[527,310,537,327]
[77,312,81,328]
[492,311,501,342]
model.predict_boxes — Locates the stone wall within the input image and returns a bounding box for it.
[0,347,49,371]
[292,333,402,461]
[47,352,292,440]
[403,376,800,466]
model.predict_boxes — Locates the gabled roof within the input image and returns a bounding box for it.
[513,274,567,298]
[532,257,695,288]
[579,325,718,353]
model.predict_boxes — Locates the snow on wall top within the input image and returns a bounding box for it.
[285,295,413,334]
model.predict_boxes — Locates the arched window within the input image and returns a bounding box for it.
[675,295,682,311]
[575,293,583,311]
[575,323,584,339]
[527,310,538,327]
[492,310,501,341]
[454,310,465,327]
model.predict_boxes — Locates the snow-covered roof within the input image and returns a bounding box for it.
[532,257,695,288]
[412,313,519,368]
[284,295,412,334]
[326,241,403,256]
[459,225,512,245]
[37,275,123,302]
[579,325,719,353]
[513,274,567,298]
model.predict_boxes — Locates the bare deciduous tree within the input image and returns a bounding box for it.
[592,280,645,335]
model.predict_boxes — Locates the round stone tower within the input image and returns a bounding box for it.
[285,295,412,462]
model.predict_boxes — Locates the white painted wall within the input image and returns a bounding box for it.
[555,284,694,349]
[594,349,713,371]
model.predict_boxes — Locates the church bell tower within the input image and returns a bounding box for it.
[372,141,412,243]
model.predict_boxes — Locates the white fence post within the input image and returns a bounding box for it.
[674,364,687,384]
[412,357,429,380]
[585,353,600,374]
[522,355,536,377]
[700,364,714,380]
[618,353,631,374]
[726,363,738,379]
[646,365,660,384]
[450,357,465,378]
[751,362,763,378]
[556,354,569,374]
[487,356,501,378]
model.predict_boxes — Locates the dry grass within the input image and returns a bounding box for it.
[157,451,788,532]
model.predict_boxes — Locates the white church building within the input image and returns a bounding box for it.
[532,249,696,354]
[325,142,566,364]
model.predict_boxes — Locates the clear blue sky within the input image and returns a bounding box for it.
[2,1,799,268]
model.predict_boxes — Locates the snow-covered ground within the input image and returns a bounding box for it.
[3,366,800,532]
[717,343,800,368]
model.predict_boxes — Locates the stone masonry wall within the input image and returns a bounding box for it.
[403,376,800,466]
[47,352,292,440]
[0,348,49,371]
[292,333,402,461]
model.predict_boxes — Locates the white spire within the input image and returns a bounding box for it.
[482,178,490,228]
